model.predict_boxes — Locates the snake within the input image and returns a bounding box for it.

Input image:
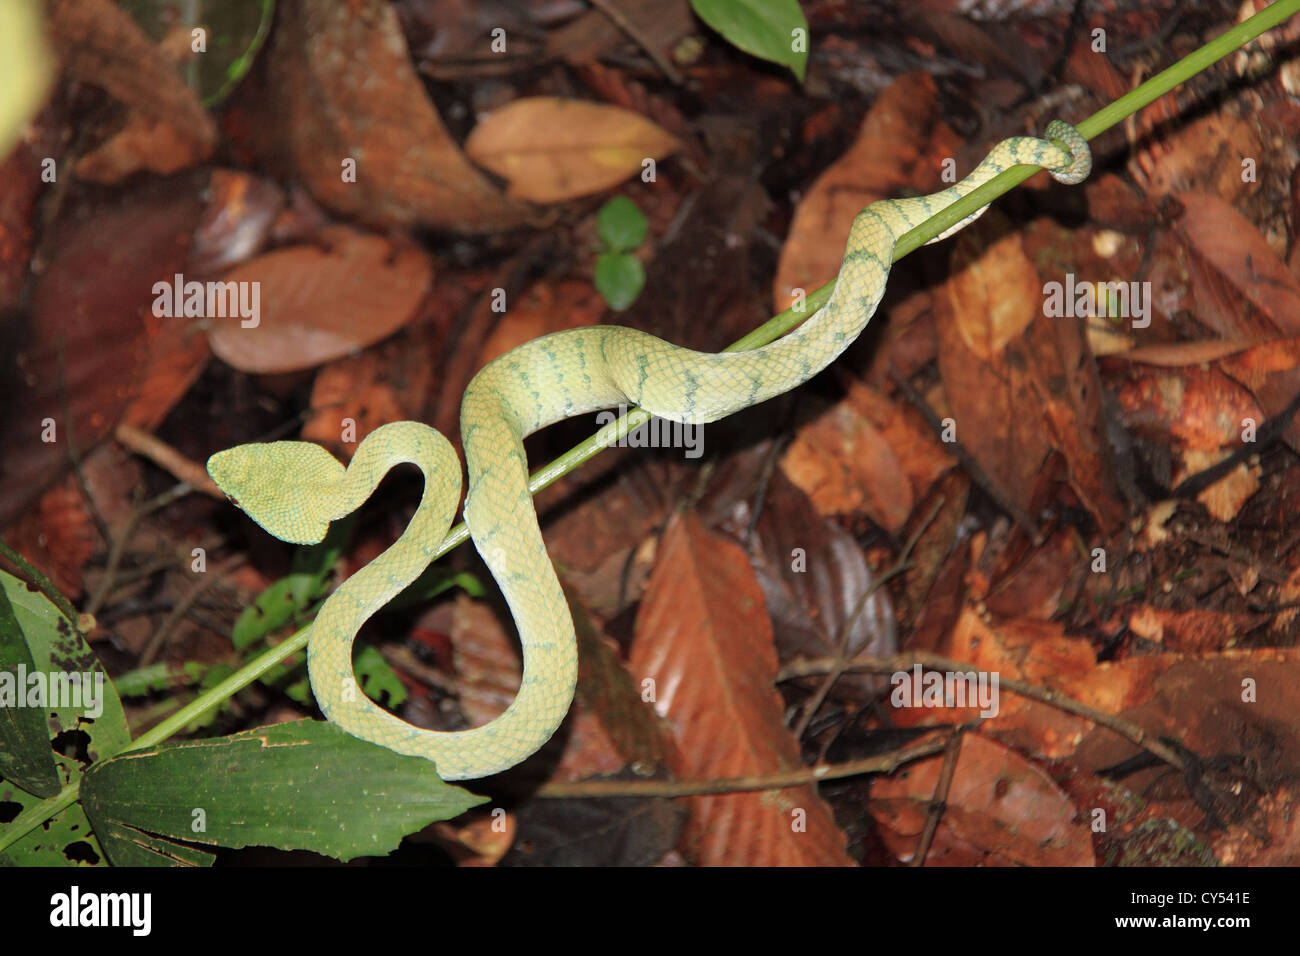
[206,121,1090,780]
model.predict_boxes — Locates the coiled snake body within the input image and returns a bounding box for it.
[208,122,1090,780]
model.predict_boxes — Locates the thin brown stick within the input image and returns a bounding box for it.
[789,496,941,741]
[138,553,247,665]
[779,650,1190,773]
[586,0,684,83]
[115,423,223,499]
[912,722,972,866]
[537,735,949,798]
[85,482,197,617]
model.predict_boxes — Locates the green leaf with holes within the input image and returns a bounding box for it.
[81,719,484,862]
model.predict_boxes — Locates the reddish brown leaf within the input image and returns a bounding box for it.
[778,389,914,533]
[935,213,1053,511]
[871,733,1095,866]
[263,0,536,233]
[630,510,852,865]
[1175,192,1300,449]
[773,72,942,309]
[47,0,215,180]
[1,172,207,528]
[207,225,433,374]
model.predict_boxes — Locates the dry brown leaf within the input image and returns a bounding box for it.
[1175,193,1300,449]
[265,0,536,232]
[1119,338,1261,367]
[779,377,952,532]
[450,596,626,783]
[1,173,207,529]
[46,0,215,181]
[773,72,942,310]
[1183,448,1259,522]
[476,279,606,370]
[894,609,1099,758]
[207,225,432,374]
[934,214,1053,511]
[630,510,852,865]
[983,530,1078,621]
[465,97,681,203]
[1134,111,1263,203]
[1114,366,1261,451]
[1128,606,1253,654]
[871,733,1096,866]
[948,224,1044,359]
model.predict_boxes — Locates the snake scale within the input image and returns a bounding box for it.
[207,121,1090,780]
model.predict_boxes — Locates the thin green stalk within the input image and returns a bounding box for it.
[3,0,1296,852]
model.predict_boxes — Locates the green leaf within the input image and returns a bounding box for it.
[118,0,276,105]
[81,719,485,862]
[231,516,354,648]
[231,577,298,648]
[387,568,484,613]
[183,662,236,731]
[354,645,407,708]
[690,0,809,81]
[594,252,646,312]
[597,196,648,252]
[1,804,109,867]
[0,580,60,798]
[0,569,131,865]
[91,824,214,867]
[112,660,206,697]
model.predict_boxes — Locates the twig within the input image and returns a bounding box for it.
[779,650,1190,773]
[138,553,246,666]
[85,482,196,617]
[912,722,972,866]
[1171,385,1300,497]
[114,423,223,499]
[587,0,683,84]
[536,735,949,798]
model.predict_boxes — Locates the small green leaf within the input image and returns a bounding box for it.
[690,0,809,81]
[81,719,486,862]
[355,645,407,708]
[388,568,484,613]
[595,252,646,312]
[231,516,354,648]
[112,660,206,697]
[597,196,648,252]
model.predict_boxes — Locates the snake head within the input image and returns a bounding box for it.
[207,441,346,545]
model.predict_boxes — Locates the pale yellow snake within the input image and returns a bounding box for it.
[207,121,1090,780]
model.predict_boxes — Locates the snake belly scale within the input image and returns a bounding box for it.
[207,122,1090,780]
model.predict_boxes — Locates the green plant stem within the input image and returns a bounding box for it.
[3,0,1296,853]
[0,537,82,629]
